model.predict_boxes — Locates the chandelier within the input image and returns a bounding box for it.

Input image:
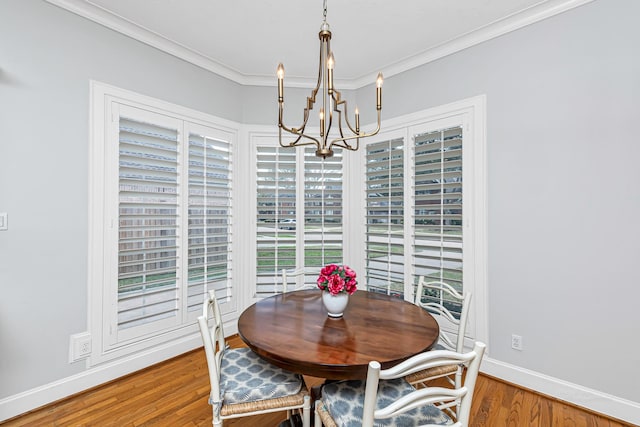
[277,0,383,159]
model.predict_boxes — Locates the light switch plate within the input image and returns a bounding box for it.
[0,212,7,231]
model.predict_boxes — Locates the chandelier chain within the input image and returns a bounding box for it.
[323,0,327,21]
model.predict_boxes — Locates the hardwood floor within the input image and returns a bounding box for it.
[2,336,631,427]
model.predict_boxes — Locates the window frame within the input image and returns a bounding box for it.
[89,81,240,365]
[247,129,348,300]
[354,95,488,347]
[363,129,407,297]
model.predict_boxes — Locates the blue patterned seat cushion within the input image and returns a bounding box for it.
[219,348,303,405]
[321,378,453,427]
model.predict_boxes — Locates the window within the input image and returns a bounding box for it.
[365,137,405,296]
[252,135,343,298]
[255,146,297,297]
[90,82,237,363]
[412,126,464,314]
[361,96,487,344]
[303,148,343,268]
[116,111,181,339]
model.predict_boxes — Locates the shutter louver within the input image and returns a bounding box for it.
[187,132,232,311]
[118,118,179,330]
[413,126,464,317]
[365,138,404,297]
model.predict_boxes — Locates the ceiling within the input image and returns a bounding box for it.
[47,0,590,88]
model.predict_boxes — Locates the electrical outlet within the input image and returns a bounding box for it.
[511,334,523,351]
[69,333,92,362]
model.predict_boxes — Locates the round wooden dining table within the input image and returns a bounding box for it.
[237,289,439,380]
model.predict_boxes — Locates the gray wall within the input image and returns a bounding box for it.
[1,0,638,410]
[0,0,243,398]
[355,0,639,401]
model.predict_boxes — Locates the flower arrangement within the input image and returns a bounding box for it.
[317,264,358,296]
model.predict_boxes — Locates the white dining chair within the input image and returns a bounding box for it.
[281,268,317,293]
[197,290,311,427]
[315,342,486,427]
[406,277,472,389]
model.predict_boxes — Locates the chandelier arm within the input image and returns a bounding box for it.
[278,35,324,147]
[335,109,346,140]
[329,110,382,151]
[328,90,345,140]
[333,98,358,136]
[279,90,325,148]
[279,114,322,148]
[279,91,317,129]
[326,103,335,143]
[330,140,359,151]
[279,124,322,147]
[278,108,307,147]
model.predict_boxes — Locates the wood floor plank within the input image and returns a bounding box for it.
[1,335,632,427]
[523,388,551,427]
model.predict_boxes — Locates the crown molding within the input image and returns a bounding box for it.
[45,0,594,90]
[43,0,251,84]
[351,0,595,88]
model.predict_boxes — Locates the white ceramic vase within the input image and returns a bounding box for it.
[322,291,349,318]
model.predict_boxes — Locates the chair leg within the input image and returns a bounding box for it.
[213,415,222,427]
[314,401,322,427]
[302,395,311,427]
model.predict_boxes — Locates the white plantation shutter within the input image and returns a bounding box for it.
[186,127,233,311]
[412,126,464,316]
[365,138,404,297]
[253,140,345,298]
[117,115,181,334]
[255,147,297,297]
[102,96,235,352]
[303,148,343,269]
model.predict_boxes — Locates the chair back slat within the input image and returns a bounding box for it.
[282,268,318,293]
[197,290,226,403]
[363,342,486,427]
[415,278,472,354]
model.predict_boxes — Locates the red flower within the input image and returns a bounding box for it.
[316,264,357,295]
[317,275,328,289]
[344,266,356,279]
[345,279,357,295]
[327,274,345,295]
[320,264,338,276]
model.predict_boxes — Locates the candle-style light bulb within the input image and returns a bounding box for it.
[319,108,325,136]
[277,63,285,102]
[355,106,360,133]
[327,53,334,93]
[376,72,383,110]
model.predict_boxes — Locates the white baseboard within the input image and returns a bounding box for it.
[482,357,640,426]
